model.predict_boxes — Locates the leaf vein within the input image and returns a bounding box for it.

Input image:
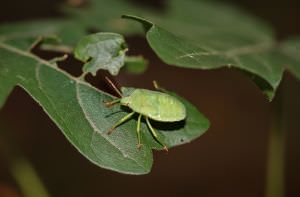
[75,82,147,170]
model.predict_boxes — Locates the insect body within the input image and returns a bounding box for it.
[121,89,186,122]
[104,78,186,151]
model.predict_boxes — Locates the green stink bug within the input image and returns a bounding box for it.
[104,77,187,151]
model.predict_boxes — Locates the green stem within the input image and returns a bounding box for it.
[0,125,50,197]
[10,157,50,197]
[265,95,285,197]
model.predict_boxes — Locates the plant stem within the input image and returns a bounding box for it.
[0,125,50,197]
[265,94,285,197]
[10,157,50,197]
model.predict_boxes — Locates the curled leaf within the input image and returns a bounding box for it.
[74,32,127,76]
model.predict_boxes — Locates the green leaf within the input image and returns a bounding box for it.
[2,0,297,98]
[124,56,148,74]
[1,0,299,86]
[0,20,86,50]
[0,42,152,174]
[280,37,300,80]
[0,79,14,109]
[0,41,209,174]
[122,15,285,100]
[64,0,289,99]
[74,32,127,76]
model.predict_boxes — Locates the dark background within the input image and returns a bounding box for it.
[0,0,300,197]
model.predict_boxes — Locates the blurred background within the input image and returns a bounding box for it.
[0,0,300,196]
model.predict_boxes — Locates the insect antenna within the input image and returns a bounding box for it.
[105,76,123,98]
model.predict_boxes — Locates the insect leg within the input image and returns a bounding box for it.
[103,98,121,108]
[145,117,168,152]
[107,112,135,135]
[152,80,167,93]
[136,114,142,149]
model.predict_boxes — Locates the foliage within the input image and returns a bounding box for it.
[0,39,209,174]
[0,0,299,174]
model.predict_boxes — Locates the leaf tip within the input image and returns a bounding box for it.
[121,14,153,30]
